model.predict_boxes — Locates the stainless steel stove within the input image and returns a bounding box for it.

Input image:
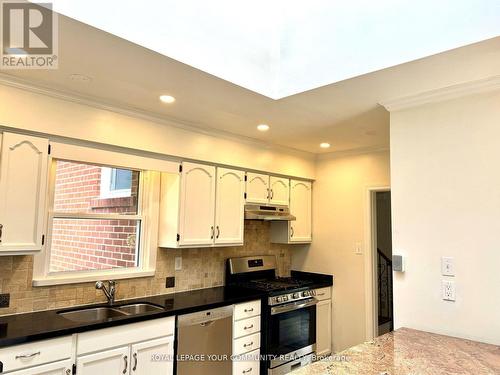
[226,255,317,375]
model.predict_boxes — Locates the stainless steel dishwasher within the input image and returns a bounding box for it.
[177,305,233,375]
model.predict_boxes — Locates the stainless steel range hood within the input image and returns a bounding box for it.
[244,204,296,221]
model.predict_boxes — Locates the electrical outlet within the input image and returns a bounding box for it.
[0,293,10,308]
[441,257,454,276]
[175,256,182,271]
[442,280,456,301]
[165,277,175,288]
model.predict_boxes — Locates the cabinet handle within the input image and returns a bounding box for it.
[216,226,220,239]
[132,352,138,371]
[244,324,254,330]
[266,188,270,199]
[290,226,294,238]
[0,224,3,243]
[270,189,274,199]
[244,308,254,313]
[15,351,40,359]
[210,226,214,239]
[243,368,253,374]
[243,341,254,348]
[123,355,128,374]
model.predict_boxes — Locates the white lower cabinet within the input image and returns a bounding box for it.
[232,349,260,375]
[315,288,332,357]
[5,359,73,375]
[77,346,129,375]
[232,300,261,375]
[131,336,174,375]
[76,317,175,375]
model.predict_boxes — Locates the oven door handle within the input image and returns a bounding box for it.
[270,298,318,315]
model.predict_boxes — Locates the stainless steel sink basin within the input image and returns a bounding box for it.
[58,303,164,323]
[116,303,164,315]
[58,307,127,322]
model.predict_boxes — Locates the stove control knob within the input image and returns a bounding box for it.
[276,296,283,303]
[292,293,299,299]
[283,296,288,302]
[302,291,310,297]
[311,290,316,296]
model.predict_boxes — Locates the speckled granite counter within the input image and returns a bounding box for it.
[293,328,500,375]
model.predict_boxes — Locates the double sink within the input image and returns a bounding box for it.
[58,303,164,323]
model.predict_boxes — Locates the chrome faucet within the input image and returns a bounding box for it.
[95,280,116,305]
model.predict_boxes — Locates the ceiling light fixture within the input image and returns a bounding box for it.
[320,142,331,149]
[257,124,270,132]
[159,95,176,104]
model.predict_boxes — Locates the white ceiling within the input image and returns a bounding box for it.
[49,0,500,99]
[2,7,500,154]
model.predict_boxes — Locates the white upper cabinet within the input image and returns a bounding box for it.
[289,180,312,242]
[215,168,245,245]
[245,172,269,204]
[269,176,289,206]
[159,163,244,248]
[178,162,216,246]
[270,179,312,244]
[0,132,49,255]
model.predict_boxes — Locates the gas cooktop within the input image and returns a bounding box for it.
[236,277,315,292]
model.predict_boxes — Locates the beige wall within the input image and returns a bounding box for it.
[292,150,390,352]
[0,221,291,316]
[390,90,500,345]
[0,84,315,179]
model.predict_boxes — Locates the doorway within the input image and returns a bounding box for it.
[374,191,393,335]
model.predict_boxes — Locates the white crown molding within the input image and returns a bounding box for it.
[0,73,315,159]
[316,145,390,161]
[380,75,500,112]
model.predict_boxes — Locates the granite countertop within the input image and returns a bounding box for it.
[0,286,266,348]
[294,328,500,375]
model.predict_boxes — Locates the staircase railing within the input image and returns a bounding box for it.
[377,248,393,330]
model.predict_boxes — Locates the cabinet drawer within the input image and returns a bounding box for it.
[233,316,260,339]
[233,333,260,356]
[233,349,260,375]
[0,335,72,373]
[234,300,261,321]
[77,316,175,355]
[314,287,331,301]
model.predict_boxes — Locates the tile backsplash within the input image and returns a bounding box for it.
[0,221,292,316]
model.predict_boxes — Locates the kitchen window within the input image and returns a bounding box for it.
[33,143,165,286]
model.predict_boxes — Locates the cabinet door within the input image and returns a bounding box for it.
[289,180,312,242]
[0,132,49,253]
[179,162,216,246]
[77,346,130,375]
[245,173,269,204]
[131,336,174,375]
[316,299,332,357]
[215,168,245,245]
[269,177,289,206]
[6,359,73,375]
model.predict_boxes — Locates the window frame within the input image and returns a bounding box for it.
[99,167,133,199]
[33,144,162,287]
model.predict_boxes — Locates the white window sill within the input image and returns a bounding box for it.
[32,269,155,287]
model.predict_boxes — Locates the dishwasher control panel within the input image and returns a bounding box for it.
[177,305,233,326]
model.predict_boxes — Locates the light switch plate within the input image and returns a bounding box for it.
[174,256,182,271]
[441,257,454,276]
[355,242,363,255]
[392,255,404,272]
[442,280,456,301]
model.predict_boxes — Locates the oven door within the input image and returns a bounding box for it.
[267,298,317,367]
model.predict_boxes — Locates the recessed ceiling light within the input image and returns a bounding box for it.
[257,124,270,132]
[159,95,176,104]
[320,142,331,149]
